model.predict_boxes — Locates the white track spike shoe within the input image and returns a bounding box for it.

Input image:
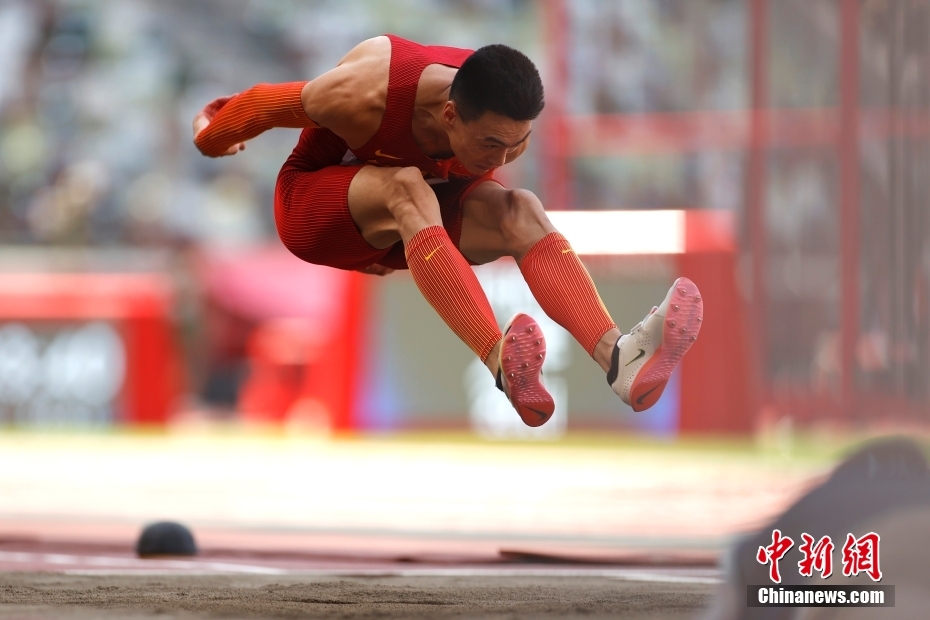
[607,277,703,412]
[496,313,555,427]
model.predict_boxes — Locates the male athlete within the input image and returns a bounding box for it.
[193,35,703,427]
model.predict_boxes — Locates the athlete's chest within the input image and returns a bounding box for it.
[346,142,472,180]
[343,46,473,178]
[349,91,471,179]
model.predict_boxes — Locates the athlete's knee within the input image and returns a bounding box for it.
[385,166,437,225]
[499,189,552,251]
[387,167,429,204]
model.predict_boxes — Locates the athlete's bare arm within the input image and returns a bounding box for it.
[192,37,390,157]
[298,37,389,148]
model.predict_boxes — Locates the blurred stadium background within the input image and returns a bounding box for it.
[0,0,928,594]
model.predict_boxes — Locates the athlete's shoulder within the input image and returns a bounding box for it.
[337,35,391,65]
[300,37,390,149]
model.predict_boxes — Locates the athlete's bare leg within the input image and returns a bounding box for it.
[346,165,504,374]
[345,166,428,249]
[458,182,621,374]
[457,184,555,263]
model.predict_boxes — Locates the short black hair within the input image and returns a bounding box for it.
[449,44,545,123]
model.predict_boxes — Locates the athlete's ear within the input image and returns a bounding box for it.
[442,101,457,128]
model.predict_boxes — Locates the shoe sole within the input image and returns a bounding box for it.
[500,314,554,427]
[629,277,703,412]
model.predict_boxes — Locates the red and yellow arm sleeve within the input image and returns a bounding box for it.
[194,82,316,157]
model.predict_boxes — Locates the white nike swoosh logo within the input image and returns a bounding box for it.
[375,149,401,159]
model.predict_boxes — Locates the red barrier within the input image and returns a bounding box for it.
[0,273,181,425]
[199,247,366,431]
[677,211,754,435]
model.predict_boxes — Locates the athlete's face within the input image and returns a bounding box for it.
[444,104,532,175]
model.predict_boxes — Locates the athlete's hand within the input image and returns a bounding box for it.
[193,96,246,157]
[357,264,395,277]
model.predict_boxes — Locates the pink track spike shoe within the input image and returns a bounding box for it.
[496,313,555,427]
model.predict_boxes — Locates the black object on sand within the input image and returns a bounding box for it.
[136,521,198,557]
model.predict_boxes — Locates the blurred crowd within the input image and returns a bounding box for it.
[0,0,534,249]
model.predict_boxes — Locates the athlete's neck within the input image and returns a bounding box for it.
[412,65,457,159]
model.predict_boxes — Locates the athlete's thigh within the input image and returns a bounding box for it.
[458,180,512,265]
[460,182,558,264]
[344,165,405,250]
[347,165,444,249]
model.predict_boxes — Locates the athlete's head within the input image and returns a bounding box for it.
[444,44,544,174]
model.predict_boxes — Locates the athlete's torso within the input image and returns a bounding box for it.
[348,35,474,179]
[293,35,479,180]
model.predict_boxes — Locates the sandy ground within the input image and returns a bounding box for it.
[0,431,838,619]
[0,572,714,620]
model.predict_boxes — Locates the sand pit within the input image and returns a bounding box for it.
[0,432,826,619]
[0,572,713,619]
